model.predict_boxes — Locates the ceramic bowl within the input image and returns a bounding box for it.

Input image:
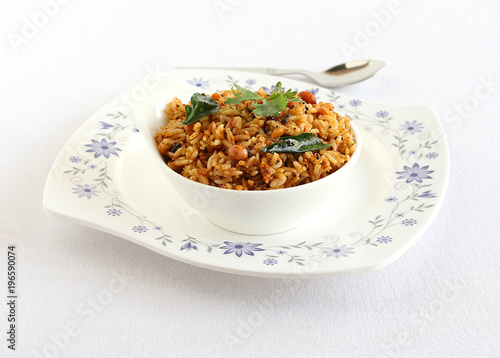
[125,79,362,235]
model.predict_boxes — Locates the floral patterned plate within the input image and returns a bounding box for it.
[43,69,449,278]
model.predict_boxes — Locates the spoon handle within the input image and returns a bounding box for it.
[178,67,306,75]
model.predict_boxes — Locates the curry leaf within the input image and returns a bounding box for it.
[260,133,333,153]
[183,93,219,125]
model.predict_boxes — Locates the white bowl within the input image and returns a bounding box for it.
[125,79,362,235]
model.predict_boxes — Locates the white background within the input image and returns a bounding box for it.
[1,0,500,357]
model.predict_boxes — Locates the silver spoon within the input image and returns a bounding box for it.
[180,60,385,88]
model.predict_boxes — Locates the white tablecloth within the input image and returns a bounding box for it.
[1,1,499,357]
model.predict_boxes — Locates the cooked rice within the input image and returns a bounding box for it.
[154,88,356,190]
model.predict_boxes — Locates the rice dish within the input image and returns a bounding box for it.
[154,85,357,190]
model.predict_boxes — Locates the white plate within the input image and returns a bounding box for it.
[43,69,449,278]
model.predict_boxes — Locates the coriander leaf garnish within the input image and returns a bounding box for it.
[225,84,262,105]
[285,89,304,102]
[266,83,303,103]
[183,93,219,125]
[254,93,287,117]
[260,133,333,153]
[226,81,303,118]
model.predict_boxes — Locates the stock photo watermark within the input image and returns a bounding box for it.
[30,269,133,358]
[218,277,310,354]
[8,0,71,53]
[340,0,403,60]
[0,233,18,352]
[6,245,18,352]
[215,241,338,355]
[213,0,243,21]
[443,74,500,129]
[371,275,468,357]
[110,64,171,114]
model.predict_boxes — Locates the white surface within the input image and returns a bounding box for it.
[1,0,499,357]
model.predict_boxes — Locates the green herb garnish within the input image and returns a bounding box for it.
[253,94,288,117]
[264,82,302,103]
[260,133,333,153]
[225,84,262,104]
[226,82,302,118]
[183,93,219,125]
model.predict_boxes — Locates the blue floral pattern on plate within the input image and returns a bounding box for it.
[85,139,121,159]
[72,184,100,199]
[187,78,209,89]
[220,242,265,257]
